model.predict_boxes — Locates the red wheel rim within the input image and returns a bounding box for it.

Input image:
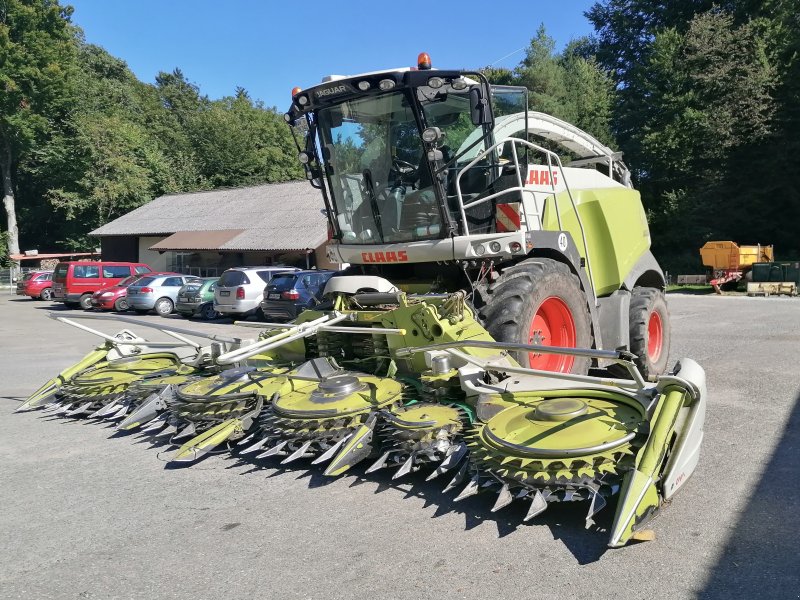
[527,296,576,372]
[647,310,663,363]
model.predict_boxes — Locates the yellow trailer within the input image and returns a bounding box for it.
[700,241,773,271]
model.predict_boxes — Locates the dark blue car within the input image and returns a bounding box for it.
[260,270,338,321]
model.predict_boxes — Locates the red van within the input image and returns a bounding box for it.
[52,261,152,309]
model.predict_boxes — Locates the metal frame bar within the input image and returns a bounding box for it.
[233,320,406,336]
[453,136,597,305]
[394,340,647,390]
[216,313,351,365]
[47,311,242,344]
[48,316,193,348]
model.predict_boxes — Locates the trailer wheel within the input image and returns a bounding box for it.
[479,258,593,374]
[626,287,670,381]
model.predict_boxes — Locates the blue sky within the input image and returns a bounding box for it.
[67,0,598,110]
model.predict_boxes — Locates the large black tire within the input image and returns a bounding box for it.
[479,258,593,374]
[79,293,93,310]
[626,287,670,381]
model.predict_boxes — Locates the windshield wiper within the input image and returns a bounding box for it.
[362,169,384,242]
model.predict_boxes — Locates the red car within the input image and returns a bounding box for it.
[16,270,54,300]
[89,272,181,311]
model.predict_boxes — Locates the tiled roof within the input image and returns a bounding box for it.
[90,180,328,251]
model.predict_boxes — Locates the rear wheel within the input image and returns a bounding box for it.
[479,258,593,374]
[626,287,670,381]
[79,294,93,310]
[200,303,219,320]
[39,288,53,301]
[154,297,174,317]
[114,297,129,311]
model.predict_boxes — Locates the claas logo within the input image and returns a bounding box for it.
[360,251,409,263]
[527,168,558,186]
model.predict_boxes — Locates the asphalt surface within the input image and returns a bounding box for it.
[1,293,799,600]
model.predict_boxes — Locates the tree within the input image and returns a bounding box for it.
[188,94,302,187]
[0,0,76,264]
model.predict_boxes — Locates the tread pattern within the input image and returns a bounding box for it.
[627,287,670,381]
[478,258,593,374]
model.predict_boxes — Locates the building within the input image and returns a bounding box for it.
[90,180,334,275]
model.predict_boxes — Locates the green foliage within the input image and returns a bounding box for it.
[480,26,617,146]
[188,95,302,187]
[588,1,793,263]
[2,3,305,252]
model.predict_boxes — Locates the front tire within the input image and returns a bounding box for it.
[155,297,174,317]
[627,287,670,381]
[114,297,129,312]
[479,258,593,374]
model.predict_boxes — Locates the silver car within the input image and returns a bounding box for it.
[214,266,299,319]
[127,274,201,316]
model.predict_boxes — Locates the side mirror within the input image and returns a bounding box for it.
[469,86,494,127]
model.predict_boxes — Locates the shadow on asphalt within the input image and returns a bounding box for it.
[217,449,611,564]
[697,390,800,599]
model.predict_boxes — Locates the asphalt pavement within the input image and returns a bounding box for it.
[1,293,799,599]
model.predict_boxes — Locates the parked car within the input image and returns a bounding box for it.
[15,270,54,300]
[214,266,299,319]
[89,272,181,312]
[127,274,201,316]
[175,277,220,320]
[52,261,152,309]
[261,270,338,321]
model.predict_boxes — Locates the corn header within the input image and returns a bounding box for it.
[18,282,705,548]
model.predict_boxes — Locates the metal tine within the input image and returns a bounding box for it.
[108,404,129,420]
[54,403,74,415]
[65,403,93,416]
[365,450,393,473]
[42,401,63,412]
[141,414,168,433]
[155,423,178,438]
[392,454,415,480]
[172,423,196,441]
[443,461,469,493]
[256,440,288,459]
[491,483,514,513]
[523,490,548,522]
[281,440,313,465]
[585,490,607,527]
[311,435,350,465]
[426,442,467,481]
[89,400,119,419]
[236,433,257,446]
[240,436,271,455]
[453,476,480,502]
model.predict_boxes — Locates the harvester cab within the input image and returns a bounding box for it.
[285,53,669,380]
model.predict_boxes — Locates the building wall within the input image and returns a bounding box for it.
[138,236,168,271]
